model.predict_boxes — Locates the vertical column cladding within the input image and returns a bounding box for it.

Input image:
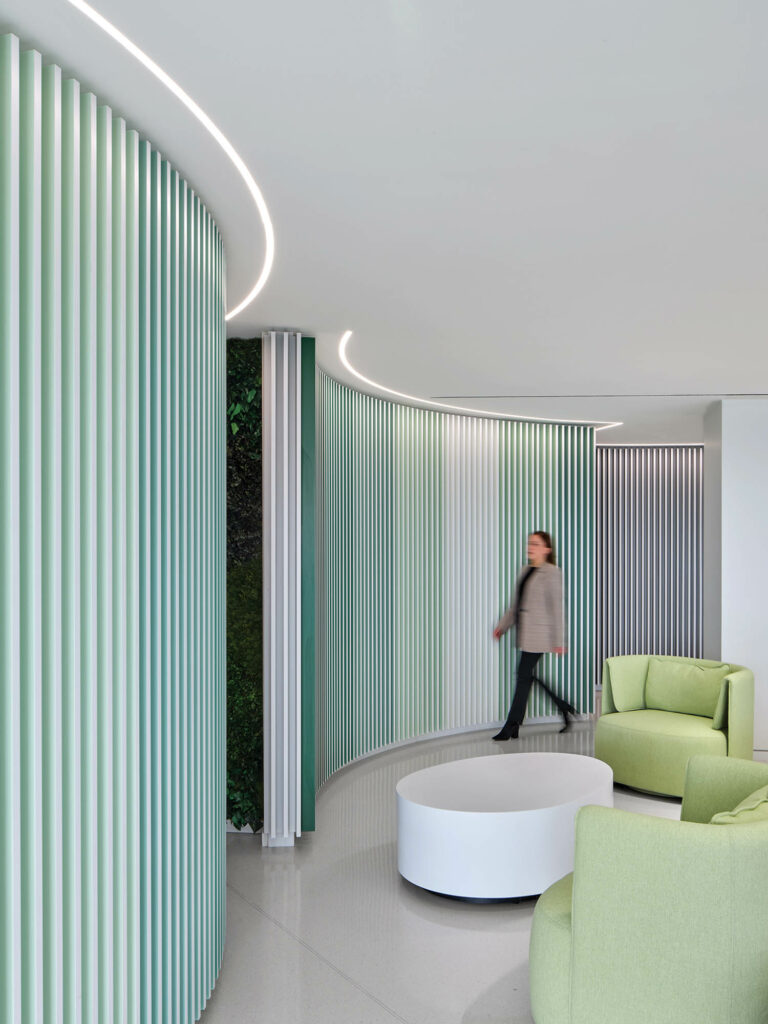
[0,35,226,1024]
[262,331,318,846]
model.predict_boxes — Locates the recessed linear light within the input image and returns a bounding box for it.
[597,442,703,447]
[435,392,768,399]
[65,0,274,322]
[338,331,622,430]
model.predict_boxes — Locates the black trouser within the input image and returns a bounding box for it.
[503,651,567,728]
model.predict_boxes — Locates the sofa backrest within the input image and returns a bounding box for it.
[603,655,743,720]
[645,656,731,718]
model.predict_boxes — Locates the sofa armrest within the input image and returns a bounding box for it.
[600,656,649,714]
[600,660,617,713]
[569,805,739,1024]
[681,754,768,823]
[725,668,754,759]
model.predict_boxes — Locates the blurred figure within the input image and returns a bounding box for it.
[492,531,574,740]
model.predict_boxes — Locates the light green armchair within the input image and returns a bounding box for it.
[594,654,753,796]
[529,755,768,1024]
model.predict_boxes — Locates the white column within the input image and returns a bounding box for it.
[262,331,303,846]
[706,399,768,751]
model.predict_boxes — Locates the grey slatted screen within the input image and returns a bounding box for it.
[596,445,703,681]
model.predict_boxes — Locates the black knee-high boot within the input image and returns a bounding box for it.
[493,652,540,740]
[532,675,577,732]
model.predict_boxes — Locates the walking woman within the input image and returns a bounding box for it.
[492,531,575,740]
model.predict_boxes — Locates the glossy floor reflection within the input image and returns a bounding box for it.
[201,722,681,1024]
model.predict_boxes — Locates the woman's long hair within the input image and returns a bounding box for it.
[532,530,556,565]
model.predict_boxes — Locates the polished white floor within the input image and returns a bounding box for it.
[200,722,681,1024]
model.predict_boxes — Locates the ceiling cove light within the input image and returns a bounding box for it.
[338,331,622,430]
[65,0,274,322]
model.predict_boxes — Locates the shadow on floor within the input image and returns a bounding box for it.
[461,962,534,1024]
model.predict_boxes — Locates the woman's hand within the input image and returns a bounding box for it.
[493,627,502,641]
[554,646,567,656]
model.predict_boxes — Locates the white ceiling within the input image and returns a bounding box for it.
[4,0,768,442]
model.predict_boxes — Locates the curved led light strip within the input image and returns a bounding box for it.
[65,0,273,321]
[339,331,623,430]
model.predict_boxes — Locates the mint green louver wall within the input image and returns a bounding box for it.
[0,35,226,1024]
[317,374,595,785]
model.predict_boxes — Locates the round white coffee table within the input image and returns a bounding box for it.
[396,752,613,899]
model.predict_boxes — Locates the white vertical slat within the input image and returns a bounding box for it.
[0,34,22,1024]
[262,330,305,847]
[19,45,44,1023]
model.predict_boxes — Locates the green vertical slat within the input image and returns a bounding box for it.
[158,157,171,1023]
[200,204,208,992]
[149,148,162,1024]
[205,208,212,992]
[79,88,98,1024]
[41,60,63,1024]
[60,73,81,1024]
[137,136,152,1024]
[217,230,226,966]
[178,176,189,1024]
[169,166,181,1024]
[182,181,191,1020]
[186,190,195,1013]
[111,113,128,1024]
[125,125,140,1024]
[0,32,21,1024]
[300,336,317,831]
[192,193,202,1016]
[20,46,44,1024]
[96,100,114,1024]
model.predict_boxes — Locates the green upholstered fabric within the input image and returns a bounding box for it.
[602,655,649,712]
[710,784,768,825]
[528,873,572,1024]
[712,679,729,731]
[596,656,754,797]
[595,710,726,797]
[682,756,768,823]
[724,668,756,760]
[644,656,729,718]
[529,757,768,1024]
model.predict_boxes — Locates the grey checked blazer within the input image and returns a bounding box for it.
[495,562,565,653]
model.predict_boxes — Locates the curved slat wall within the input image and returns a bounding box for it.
[317,374,595,786]
[0,36,226,1024]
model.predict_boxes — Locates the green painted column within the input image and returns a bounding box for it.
[301,338,316,832]
[0,34,226,1024]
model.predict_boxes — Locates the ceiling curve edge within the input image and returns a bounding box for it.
[65,0,274,322]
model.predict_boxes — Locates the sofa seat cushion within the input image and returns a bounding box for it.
[645,657,730,718]
[529,873,573,1024]
[595,710,727,797]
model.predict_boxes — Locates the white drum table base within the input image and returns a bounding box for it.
[396,752,613,900]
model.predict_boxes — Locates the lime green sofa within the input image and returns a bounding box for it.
[594,654,753,797]
[530,755,768,1024]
